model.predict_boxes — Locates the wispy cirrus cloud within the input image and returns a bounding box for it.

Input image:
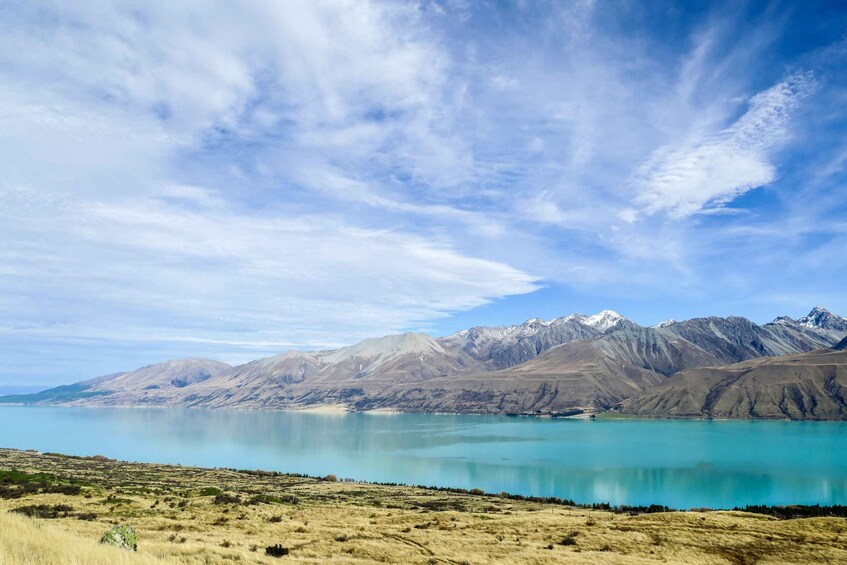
[0,182,538,372]
[629,73,816,219]
[0,1,537,382]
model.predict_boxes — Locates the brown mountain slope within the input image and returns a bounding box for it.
[343,350,667,414]
[178,333,484,409]
[253,331,670,414]
[368,324,758,415]
[618,348,847,420]
[73,359,232,406]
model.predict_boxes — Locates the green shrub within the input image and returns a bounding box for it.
[199,487,223,497]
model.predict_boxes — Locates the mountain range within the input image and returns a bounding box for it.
[4,307,847,419]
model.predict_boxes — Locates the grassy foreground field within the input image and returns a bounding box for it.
[1,448,846,564]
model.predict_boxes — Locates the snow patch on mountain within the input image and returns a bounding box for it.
[798,306,847,330]
[584,310,626,331]
[552,313,588,325]
[440,310,631,350]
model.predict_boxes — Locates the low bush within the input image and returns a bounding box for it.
[213,493,241,505]
[83,455,117,462]
[265,544,289,557]
[249,494,299,505]
[199,487,223,496]
[560,531,578,546]
[11,504,74,519]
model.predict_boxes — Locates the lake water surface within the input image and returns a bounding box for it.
[2,405,846,509]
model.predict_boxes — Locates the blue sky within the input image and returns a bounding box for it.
[2,0,846,385]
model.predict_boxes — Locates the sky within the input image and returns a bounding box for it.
[1,0,846,385]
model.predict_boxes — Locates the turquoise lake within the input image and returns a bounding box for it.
[2,405,846,509]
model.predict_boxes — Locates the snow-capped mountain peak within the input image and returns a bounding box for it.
[798,306,846,330]
[522,318,550,327]
[654,319,677,328]
[584,310,626,331]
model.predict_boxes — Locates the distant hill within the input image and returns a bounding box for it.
[0,385,49,396]
[4,307,846,418]
[1,360,229,407]
[618,347,847,420]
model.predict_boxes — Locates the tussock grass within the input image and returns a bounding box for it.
[0,511,169,564]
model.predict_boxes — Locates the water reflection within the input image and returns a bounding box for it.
[2,406,846,508]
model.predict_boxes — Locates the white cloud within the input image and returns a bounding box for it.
[491,75,519,90]
[630,73,816,218]
[0,0,537,374]
[0,185,538,347]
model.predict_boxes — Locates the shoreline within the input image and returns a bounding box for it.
[4,401,847,421]
[1,447,845,514]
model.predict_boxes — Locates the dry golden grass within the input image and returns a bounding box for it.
[0,511,173,564]
[0,448,846,564]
